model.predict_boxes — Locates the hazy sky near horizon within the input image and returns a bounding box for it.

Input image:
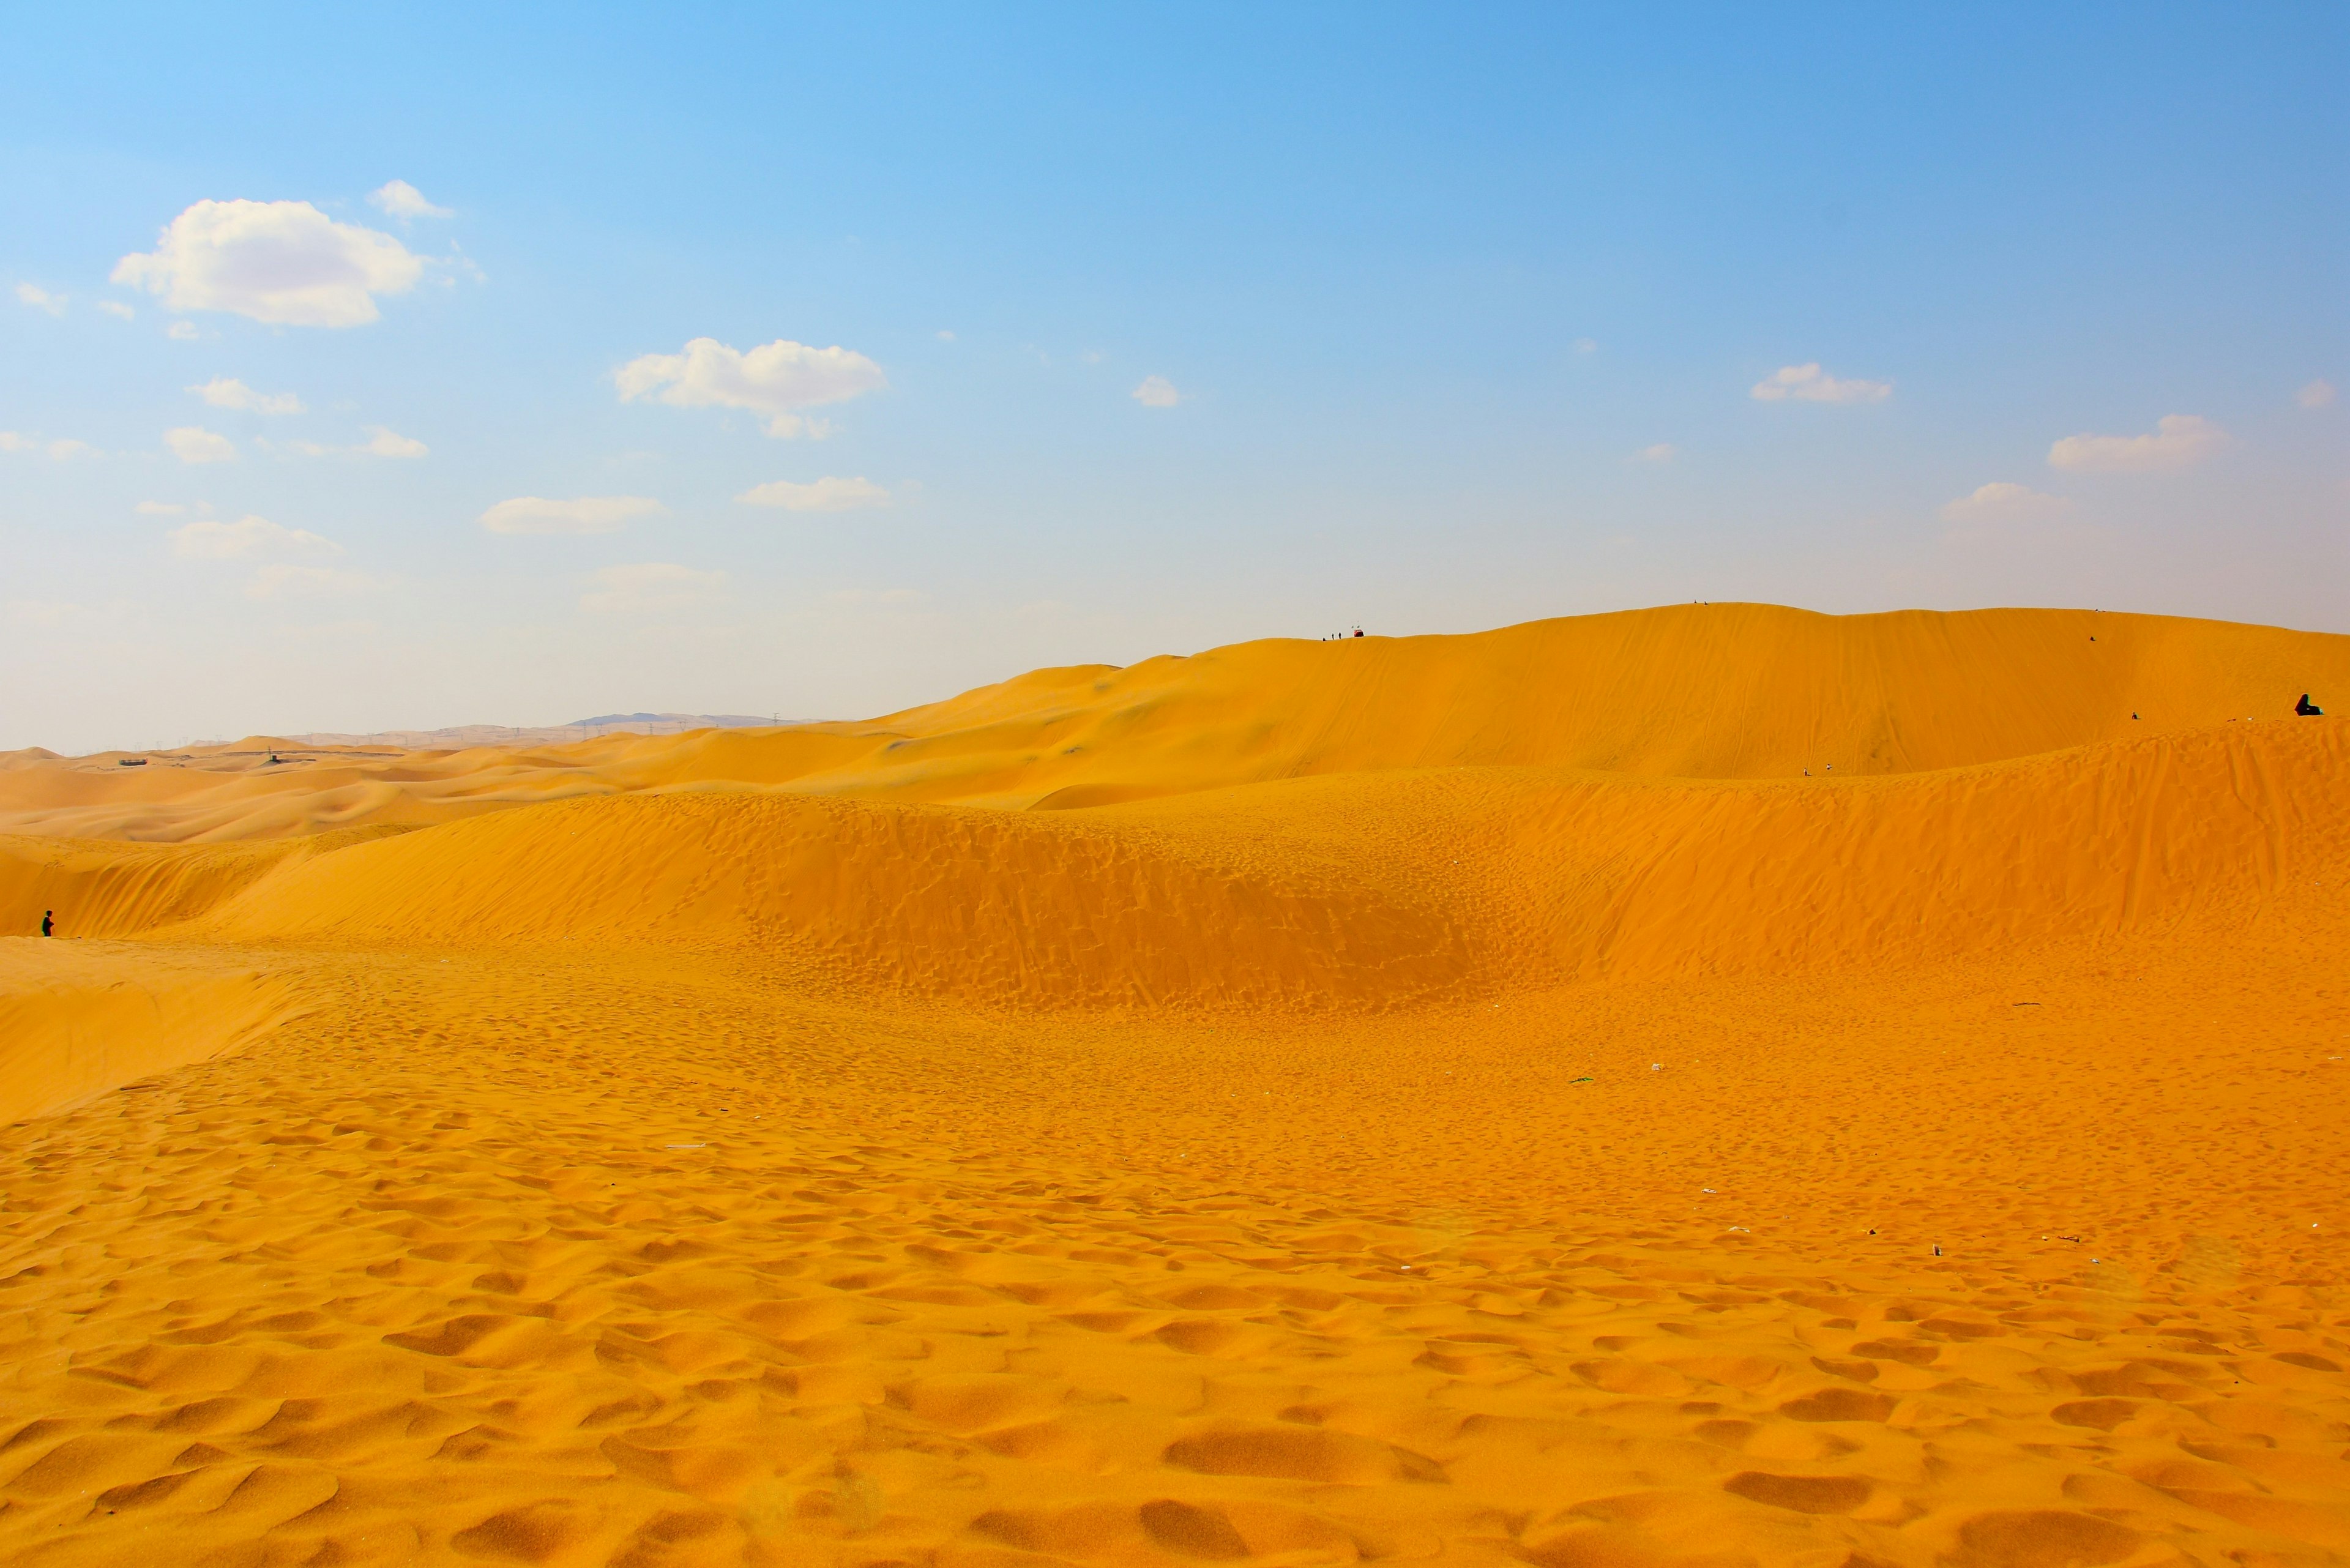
[2,3,2343,752]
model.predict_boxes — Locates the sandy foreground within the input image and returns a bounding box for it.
[0,605,2344,1567]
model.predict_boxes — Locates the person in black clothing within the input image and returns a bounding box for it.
[40,910,53,936]
[2297,693,2324,715]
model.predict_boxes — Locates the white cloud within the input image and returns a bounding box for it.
[1632,442,1676,463]
[479,495,664,535]
[615,337,886,438]
[2047,414,2231,473]
[1,434,100,461]
[96,300,135,321]
[1750,362,1892,403]
[736,475,889,511]
[248,564,370,600]
[166,321,201,341]
[165,426,237,464]
[1938,482,2074,524]
[136,501,187,515]
[15,283,64,316]
[171,514,338,559]
[2299,379,2337,409]
[362,425,427,458]
[292,426,430,459]
[190,376,303,415]
[580,562,723,614]
[1573,338,1598,354]
[113,199,424,327]
[367,179,452,220]
[936,329,955,342]
[1133,375,1182,408]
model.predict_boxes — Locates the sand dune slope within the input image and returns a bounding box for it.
[828,601,2349,802]
[0,604,2343,1566]
[0,940,306,1121]
[14,719,2337,1009]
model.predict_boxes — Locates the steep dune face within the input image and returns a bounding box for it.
[0,824,412,940]
[4,605,2341,843]
[0,943,305,1120]
[1512,720,2346,980]
[0,834,306,939]
[191,793,1483,1010]
[13,718,2324,1010]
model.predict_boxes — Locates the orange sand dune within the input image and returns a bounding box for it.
[0,941,305,1121]
[4,603,2344,843]
[10,720,2341,1007]
[0,604,2344,1567]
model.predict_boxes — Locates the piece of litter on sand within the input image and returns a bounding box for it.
[666,1143,706,1149]
[1651,1063,1662,1071]
[1570,1075,1594,1084]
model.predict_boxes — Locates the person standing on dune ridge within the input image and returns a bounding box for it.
[40,910,53,936]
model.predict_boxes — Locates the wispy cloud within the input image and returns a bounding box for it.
[616,337,886,438]
[15,283,64,316]
[1631,442,1675,463]
[285,426,428,459]
[2047,414,2230,473]
[480,495,663,535]
[360,426,427,458]
[1939,482,2073,525]
[1132,375,1182,408]
[737,476,889,511]
[114,199,423,327]
[96,300,135,321]
[1750,362,1891,404]
[47,439,100,461]
[171,514,339,559]
[165,426,237,463]
[2299,379,2337,410]
[190,376,303,415]
[367,179,452,220]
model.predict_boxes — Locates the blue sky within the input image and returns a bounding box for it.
[2,3,2342,750]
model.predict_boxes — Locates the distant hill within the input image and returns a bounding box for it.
[565,712,773,730]
[286,714,783,749]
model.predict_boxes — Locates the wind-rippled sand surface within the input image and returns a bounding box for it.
[0,606,2344,1566]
